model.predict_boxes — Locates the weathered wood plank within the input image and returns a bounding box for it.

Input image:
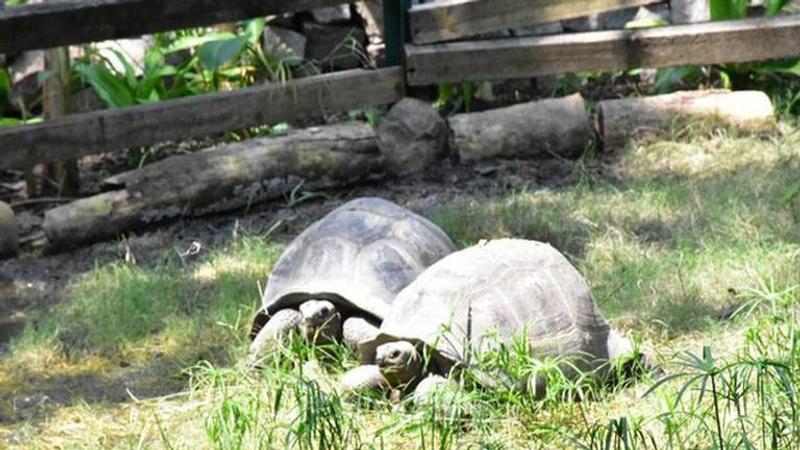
[0,0,348,54]
[406,15,800,85]
[0,68,405,170]
[410,0,665,44]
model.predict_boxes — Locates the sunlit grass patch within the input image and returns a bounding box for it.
[13,235,280,355]
[432,125,800,337]
[0,235,284,429]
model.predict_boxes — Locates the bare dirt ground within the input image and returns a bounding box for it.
[0,153,585,348]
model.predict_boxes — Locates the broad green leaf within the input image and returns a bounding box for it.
[135,65,179,100]
[197,37,247,71]
[110,50,138,90]
[756,58,800,76]
[735,0,749,18]
[245,18,266,45]
[710,0,747,20]
[74,63,135,108]
[144,47,165,73]
[166,33,237,53]
[719,69,732,89]
[0,116,42,127]
[0,117,23,127]
[652,66,701,94]
[765,0,789,17]
[0,69,11,102]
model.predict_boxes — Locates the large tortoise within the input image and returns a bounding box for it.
[341,239,641,399]
[249,197,456,360]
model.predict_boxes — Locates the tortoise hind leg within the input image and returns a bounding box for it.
[249,309,269,340]
[342,317,380,349]
[248,308,302,366]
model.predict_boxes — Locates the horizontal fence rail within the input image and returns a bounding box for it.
[0,68,405,170]
[409,0,665,44]
[0,0,349,54]
[406,15,800,85]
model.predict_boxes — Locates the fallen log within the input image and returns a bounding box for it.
[449,93,593,162]
[0,201,19,259]
[43,123,385,249]
[598,90,775,151]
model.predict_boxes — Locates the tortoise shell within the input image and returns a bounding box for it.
[359,239,617,374]
[251,198,456,336]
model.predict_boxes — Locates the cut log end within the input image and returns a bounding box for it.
[598,90,776,152]
[0,201,19,259]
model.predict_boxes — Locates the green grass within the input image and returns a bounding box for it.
[1,121,799,448]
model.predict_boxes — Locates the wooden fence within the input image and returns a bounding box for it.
[406,15,800,85]
[1,0,800,171]
[0,0,350,54]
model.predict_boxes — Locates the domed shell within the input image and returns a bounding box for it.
[359,239,614,372]
[258,197,456,324]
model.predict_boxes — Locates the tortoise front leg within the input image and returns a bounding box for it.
[342,316,380,349]
[606,329,664,379]
[248,308,301,366]
[340,364,388,392]
[412,374,458,406]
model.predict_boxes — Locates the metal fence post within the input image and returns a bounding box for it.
[383,0,411,67]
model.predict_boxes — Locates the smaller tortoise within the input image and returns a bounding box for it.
[341,239,644,399]
[249,197,456,361]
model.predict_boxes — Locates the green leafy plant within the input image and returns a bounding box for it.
[75,18,298,109]
[435,82,475,115]
[574,416,657,450]
[73,47,192,108]
[0,68,10,105]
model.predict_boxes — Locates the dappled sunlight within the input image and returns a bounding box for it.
[191,245,279,286]
[432,125,800,340]
[0,235,284,433]
[2,122,799,448]
[624,127,800,182]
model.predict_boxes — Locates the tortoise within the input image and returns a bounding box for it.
[249,197,456,361]
[341,238,643,400]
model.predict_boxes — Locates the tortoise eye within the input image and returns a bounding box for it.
[390,350,401,359]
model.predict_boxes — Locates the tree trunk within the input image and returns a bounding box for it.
[43,123,385,249]
[597,90,775,152]
[448,93,593,162]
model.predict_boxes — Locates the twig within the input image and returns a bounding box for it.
[19,231,46,245]
[11,197,75,208]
